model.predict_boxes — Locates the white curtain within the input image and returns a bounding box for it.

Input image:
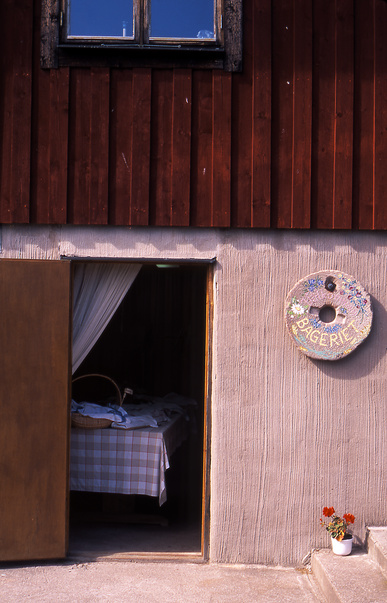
[72,262,142,373]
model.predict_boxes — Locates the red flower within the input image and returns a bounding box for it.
[343,513,355,524]
[323,507,335,517]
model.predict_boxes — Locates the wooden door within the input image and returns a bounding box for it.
[0,259,71,561]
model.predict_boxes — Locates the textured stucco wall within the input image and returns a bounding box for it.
[2,225,386,566]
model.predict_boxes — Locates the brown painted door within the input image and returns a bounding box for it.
[0,259,71,561]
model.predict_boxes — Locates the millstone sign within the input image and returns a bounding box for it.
[285,270,373,360]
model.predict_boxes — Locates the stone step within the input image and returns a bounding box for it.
[367,527,387,577]
[312,549,387,603]
[311,528,387,603]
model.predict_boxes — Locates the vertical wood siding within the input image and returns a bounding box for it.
[0,0,33,223]
[0,0,386,228]
[271,0,312,228]
[311,0,355,229]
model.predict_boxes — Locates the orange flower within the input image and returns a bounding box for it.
[323,506,335,517]
[343,513,355,524]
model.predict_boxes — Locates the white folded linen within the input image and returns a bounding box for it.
[71,392,197,430]
[71,400,158,429]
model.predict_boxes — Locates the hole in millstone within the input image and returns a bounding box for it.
[319,305,336,323]
[325,277,336,292]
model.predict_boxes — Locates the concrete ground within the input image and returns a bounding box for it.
[0,560,325,602]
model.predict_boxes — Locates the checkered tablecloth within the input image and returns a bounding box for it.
[70,414,187,505]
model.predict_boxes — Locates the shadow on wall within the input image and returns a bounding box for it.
[310,296,386,380]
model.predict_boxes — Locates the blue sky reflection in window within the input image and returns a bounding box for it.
[68,0,214,40]
[150,0,214,39]
[69,0,134,37]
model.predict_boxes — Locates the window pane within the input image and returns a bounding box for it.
[150,0,215,39]
[69,0,134,38]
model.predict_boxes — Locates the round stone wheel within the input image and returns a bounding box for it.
[284,270,373,360]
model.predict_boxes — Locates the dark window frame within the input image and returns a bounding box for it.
[41,0,242,71]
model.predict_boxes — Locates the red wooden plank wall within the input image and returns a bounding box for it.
[0,0,33,223]
[0,0,386,229]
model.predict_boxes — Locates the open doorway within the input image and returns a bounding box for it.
[68,261,210,559]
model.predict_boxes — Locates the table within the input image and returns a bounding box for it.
[70,414,187,505]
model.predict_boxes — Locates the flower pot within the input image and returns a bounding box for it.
[331,535,353,556]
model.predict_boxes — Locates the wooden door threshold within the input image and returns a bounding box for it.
[67,551,205,563]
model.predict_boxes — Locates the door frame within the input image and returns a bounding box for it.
[68,257,214,561]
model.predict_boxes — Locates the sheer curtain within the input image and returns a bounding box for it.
[72,262,142,373]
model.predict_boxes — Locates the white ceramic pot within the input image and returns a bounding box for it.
[331,535,353,556]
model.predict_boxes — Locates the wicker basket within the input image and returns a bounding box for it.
[71,374,122,429]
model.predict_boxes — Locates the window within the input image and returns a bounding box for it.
[40,0,242,71]
[67,0,218,43]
